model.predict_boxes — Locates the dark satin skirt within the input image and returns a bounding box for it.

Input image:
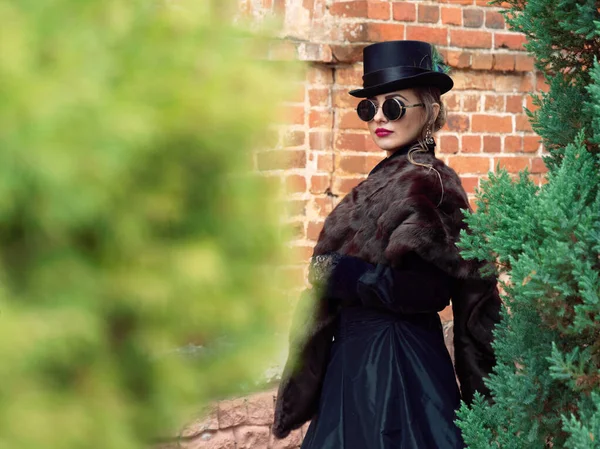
[301,306,465,449]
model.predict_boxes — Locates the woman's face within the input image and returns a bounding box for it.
[365,88,433,156]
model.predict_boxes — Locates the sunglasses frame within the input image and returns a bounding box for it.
[356,98,425,122]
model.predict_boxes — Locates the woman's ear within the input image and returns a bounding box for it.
[432,102,440,122]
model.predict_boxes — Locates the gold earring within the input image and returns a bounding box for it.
[425,125,434,145]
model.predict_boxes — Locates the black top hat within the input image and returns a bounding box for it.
[349,40,453,98]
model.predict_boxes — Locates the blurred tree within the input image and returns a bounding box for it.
[455,1,600,448]
[0,0,298,447]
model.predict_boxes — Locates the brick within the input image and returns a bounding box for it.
[335,176,366,195]
[445,113,470,132]
[309,88,330,107]
[440,0,473,5]
[313,196,334,217]
[468,197,477,211]
[460,176,479,194]
[485,10,505,29]
[450,29,492,48]
[439,305,454,323]
[297,42,334,63]
[393,2,416,21]
[336,66,363,86]
[332,88,358,108]
[496,157,530,173]
[256,150,307,171]
[181,407,219,437]
[472,53,493,70]
[447,156,490,174]
[270,428,303,449]
[192,429,236,449]
[418,4,440,23]
[310,174,330,193]
[308,66,333,85]
[368,1,390,19]
[441,7,462,26]
[317,152,333,171]
[505,94,524,113]
[331,44,367,63]
[309,131,332,151]
[439,135,459,154]
[406,25,448,45]
[233,426,270,449]
[365,135,382,151]
[338,154,380,174]
[291,244,313,262]
[330,1,368,18]
[463,94,481,112]
[523,136,541,153]
[444,93,460,112]
[284,175,307,194]
[451,71,495,90]
[484,94,504,112]
[531,157,548,174]
[309,110,333,128]
[493,54,515,71]
[281,105,305,125]
[516,54,535,72]
[483,135,501,153]
[504,136,522,153]
[462,135,482,153]
[495,32,527,50]
[471,114,512,133]
[218,399,248,429]
[338,109,364,130]
[447,50,471,69]
[367,23,405,41]
[494,73,534,92]
[516,114,533,132]
[288,84,306,104]
[246,392,275,426]
[307,221,324,240]
[463,9,484,27]
[335,133,368,151]
[273,0,285,15]
[335,22,367,42]
[284,130,306,147]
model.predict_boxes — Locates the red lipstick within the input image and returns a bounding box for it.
[375,128,393,137]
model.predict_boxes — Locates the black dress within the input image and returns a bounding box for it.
[300,253,466,449]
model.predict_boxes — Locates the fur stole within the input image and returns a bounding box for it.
[273,149,501,439]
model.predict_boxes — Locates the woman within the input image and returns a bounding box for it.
[273,40,501,448]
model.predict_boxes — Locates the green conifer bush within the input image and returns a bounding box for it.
[456,1,600,447]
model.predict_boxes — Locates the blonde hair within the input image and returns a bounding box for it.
[407,86,446,207]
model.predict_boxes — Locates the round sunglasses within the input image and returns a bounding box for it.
[356,98,424,122]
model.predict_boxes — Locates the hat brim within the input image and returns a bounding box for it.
[348,72,453,98]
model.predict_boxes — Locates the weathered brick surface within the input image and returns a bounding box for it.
[173,1,549,447]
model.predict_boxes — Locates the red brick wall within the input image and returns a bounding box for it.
[179,1,546,447]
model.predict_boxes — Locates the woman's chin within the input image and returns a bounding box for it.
[373,137,406,152]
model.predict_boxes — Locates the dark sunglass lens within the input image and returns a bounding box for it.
[382,98,404,121]
[357,100,376,122]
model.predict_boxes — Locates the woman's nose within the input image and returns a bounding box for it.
[373,104,387,123]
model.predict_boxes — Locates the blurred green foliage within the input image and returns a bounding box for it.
[0,0,299,447]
